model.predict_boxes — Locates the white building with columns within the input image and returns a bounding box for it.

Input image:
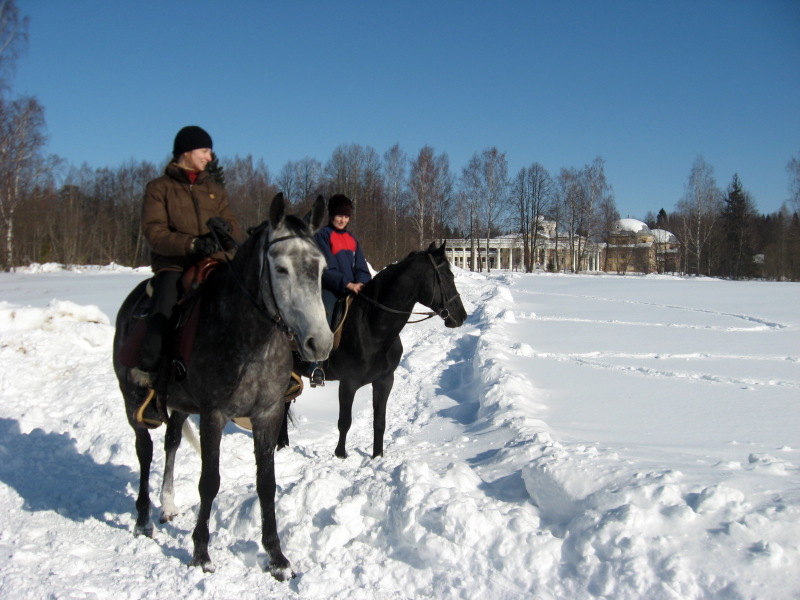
[442,225,604,272]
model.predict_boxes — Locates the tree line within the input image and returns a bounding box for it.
[1,2,799,279]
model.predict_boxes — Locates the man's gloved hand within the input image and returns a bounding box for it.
[191,233,221,257]
[206,217,232,234]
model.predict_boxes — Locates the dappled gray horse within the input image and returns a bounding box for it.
[113,194,332,580]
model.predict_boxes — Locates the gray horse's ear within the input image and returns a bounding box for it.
[438,241,447,252]
[310,195,326,232]
[270,193,286,229]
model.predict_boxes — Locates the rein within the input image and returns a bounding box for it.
[355,254,459,324]
[355,292,439,323]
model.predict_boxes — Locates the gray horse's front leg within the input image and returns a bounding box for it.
[160,411,189,523]
[252,413,293,581]
[190,409,226,573]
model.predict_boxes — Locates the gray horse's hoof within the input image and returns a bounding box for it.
[159,510,177,524]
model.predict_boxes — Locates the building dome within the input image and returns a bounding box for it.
[613,218,651,236]
[651,229,678,244]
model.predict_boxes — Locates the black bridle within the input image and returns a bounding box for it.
[355,253,461,324]
[212,225,319,339]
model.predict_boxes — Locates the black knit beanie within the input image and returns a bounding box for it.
[173,126,213,158]
[328,194,353,218]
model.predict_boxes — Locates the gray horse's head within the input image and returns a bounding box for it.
[261,194,333,361]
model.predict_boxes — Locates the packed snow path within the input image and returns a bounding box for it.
[0,265,798,599]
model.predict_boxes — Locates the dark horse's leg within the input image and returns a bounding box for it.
[160,410,189,523]
[335,380,359,459]
[190,408,226,573]
[252,412,293,580]
[371,372,394,458]
[133,427,154,537]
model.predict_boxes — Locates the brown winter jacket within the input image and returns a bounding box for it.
[142,163,244,272]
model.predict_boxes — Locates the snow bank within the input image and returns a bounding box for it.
[0,268,797,599]
[15,262,149,274]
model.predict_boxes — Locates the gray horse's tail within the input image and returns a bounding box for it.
[181,414,201,455]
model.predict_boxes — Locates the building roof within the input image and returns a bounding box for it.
[613,218,651,235]
[651,229,678,244]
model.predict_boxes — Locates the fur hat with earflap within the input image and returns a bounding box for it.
[328,194,353,218]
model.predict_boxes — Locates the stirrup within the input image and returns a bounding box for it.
[135,388,165,428]
[285,371,303,401]
[310,366,325,388]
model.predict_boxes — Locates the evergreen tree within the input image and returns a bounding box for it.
[721,174,756,279]
[656,208,668,229]
[206,152,226,187]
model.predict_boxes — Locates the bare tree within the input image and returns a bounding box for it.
[582,157,616,270]
[431,152,453,242]
[222,155,273,227]
[676,156,722,275]
[460,148,508,271]
[324,144,368,206]
[479,148,508,272]
[408,146,439,250]
[276,160,300,206]
[556,167,584,272]
[0,0,28,93]
[511,163,552,271]
[294,156,322,207]
[788,151,800,215]
[0,96,46,269]
[383,143,407,259]
[459,154,482,270]
[356,146,386,264]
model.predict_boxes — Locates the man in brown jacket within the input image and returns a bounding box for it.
[138,125,243,375]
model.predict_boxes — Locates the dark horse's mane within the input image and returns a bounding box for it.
[361,250,428,297]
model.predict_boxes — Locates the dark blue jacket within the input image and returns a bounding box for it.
[314,225,372,295]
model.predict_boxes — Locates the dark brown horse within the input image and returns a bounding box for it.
[280,242,467,458]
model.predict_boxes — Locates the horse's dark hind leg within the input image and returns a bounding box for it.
[253,413,293,581]
[371,373,394,458]
[160,410,189,523]
[276,402,290,450]
[133,427,154,537]
[190,409,226,573]
[335,381,358,459]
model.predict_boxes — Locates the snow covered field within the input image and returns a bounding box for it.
[0,264,798,600]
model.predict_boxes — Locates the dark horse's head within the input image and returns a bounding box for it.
[241,194,333,362]
[418,241,467,328]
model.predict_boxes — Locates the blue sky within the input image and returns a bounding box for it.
[13,1,800,219]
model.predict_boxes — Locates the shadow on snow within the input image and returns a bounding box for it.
[0,417,134,529]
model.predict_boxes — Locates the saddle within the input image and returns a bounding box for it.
[118,258,220,376]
